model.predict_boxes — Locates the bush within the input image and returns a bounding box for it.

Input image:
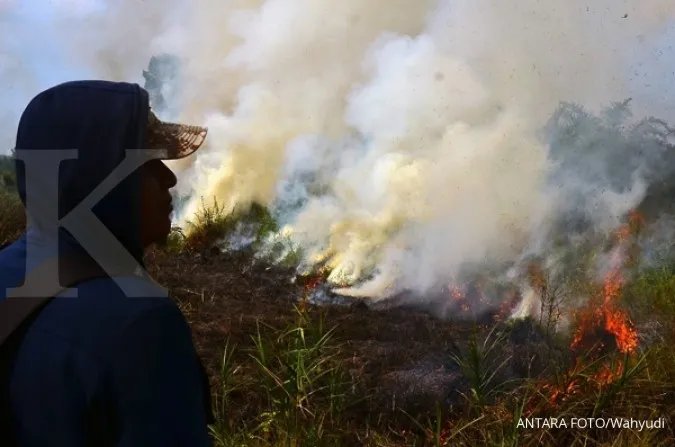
[624,266,675,318]
[0,188,25,247]
[209,306,352,446]
[182,198,278,253]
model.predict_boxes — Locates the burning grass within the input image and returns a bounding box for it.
[173,198,279,253]
[142,201,675,446]
[154,241,675,446]
[1,178,675,445]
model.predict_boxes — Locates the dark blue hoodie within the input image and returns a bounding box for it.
[0,81,214,446]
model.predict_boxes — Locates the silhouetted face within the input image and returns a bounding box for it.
[138,108,206,247]
[139,158,177,247]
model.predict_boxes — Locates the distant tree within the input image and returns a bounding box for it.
[142,54,181,114]
[544,98,675,194]
[0,154,13,172]
[0,171,15,190]
[541,98,675,233]
[601,98,633,128]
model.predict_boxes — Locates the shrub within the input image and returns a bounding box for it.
[0,188,25,247]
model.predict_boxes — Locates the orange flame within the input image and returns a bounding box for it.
[449,285,463,301]
[570,267,638,356]
[305,276,324,292]
[528,263,547,293]
[299,270,328,310]
[448,284,470,313]
[546,211,642,405]
[494,288,520,323]
[570,212,639,357]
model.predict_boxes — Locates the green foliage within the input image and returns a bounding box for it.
[0,187,24,247]
[624,265,675,317]
[165,226,187,254]
[143,53,180,112]
[450,325,512,412]
[174,197,305,268]
[209,306,351,446]
[181,198,276,251]
[545,98,675,196]
[0,154,16,193]
[0,153,14,172]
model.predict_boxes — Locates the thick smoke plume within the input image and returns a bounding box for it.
[3,1,675,303]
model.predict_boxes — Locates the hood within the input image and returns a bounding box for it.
[14,80,151,267]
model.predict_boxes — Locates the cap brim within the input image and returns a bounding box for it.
[147,111,208,160]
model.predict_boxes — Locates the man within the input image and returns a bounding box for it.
[0,80,214,446]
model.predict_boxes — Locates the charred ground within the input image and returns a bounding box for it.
[145,245,563,444]
[1,155,675,445]
[3,95,675,445]
[140,213,675,446]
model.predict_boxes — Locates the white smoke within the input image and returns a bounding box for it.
[3,0,675,301]
[172,0,675,299]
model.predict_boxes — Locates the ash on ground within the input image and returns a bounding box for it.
[219,222,259,252]
[299,282,358,306]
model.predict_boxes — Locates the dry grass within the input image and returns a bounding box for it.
[2,187,674,446]
[145,241,675,446]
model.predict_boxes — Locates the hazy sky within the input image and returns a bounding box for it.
[0,0,134,153]
[1,1,675,154]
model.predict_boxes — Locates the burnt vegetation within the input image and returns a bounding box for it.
[2,99,675,446]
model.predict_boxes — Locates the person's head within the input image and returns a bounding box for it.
[13,80,207,266]
[139,110,207,248]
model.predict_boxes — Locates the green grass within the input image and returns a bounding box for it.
[625,265,675,316]
[3,188,675,445]
[449,324,513,412]
[0,155,22,247]
[197,302,674,446]
[180,197,278,252]
[208,305,353,446]
[178,197,304,267]
[0,186,24,247]
[171,200,675,446]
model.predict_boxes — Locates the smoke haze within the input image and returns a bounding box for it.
[3,0,675,301]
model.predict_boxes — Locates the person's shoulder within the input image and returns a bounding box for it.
[0,237,26,291]
[70,274,178,321]
[79,274,171,299]
[29,275,182,354]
